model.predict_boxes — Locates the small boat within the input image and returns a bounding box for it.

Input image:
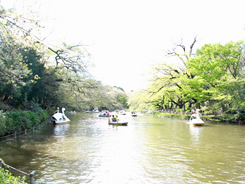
[119,110,126,115]
[99,114,109,117]
[93,109,100,113]
[108,122,128,126]
[99,110,110,117]
[131,111,137,117]
[85,109,90,113]
[108,114,128,126]
[51,107,70,125]
[189,109,204,126]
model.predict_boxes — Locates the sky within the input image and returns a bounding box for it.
[2,0,245,92]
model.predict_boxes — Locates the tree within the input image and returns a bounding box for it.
[130,37,198,111]
[186,41,245,117]
[0,5,130,112]
[0,5,95,110]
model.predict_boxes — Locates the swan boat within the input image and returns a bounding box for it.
[99,110,110,117]
[189,109,204,126]
[93,109,100,113]
[50,107,70,125]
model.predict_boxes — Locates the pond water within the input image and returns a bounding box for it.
[0,112,245,184]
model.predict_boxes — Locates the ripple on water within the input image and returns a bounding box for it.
[2,114,245,183]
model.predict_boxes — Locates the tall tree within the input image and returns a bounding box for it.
[186,41,245,116]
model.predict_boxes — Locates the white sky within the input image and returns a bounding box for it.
[2,0,245,92]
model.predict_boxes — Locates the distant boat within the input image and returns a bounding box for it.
[131,111,137,117]
[189,109,204,126]
[50,107,70,125]
[93,109,99,113]
[119,110,126,115]
[99,110,110,117]
[99,114,109,117]
[85,109,90,113]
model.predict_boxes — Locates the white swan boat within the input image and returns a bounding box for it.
[189,109,204,126]
[50,107,70,125]
[93,109,100,113]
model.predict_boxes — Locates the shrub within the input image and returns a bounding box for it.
[23,111,40,128]
[5,111,23,132]
[38,109,49,122]
[0,168,26,184]
[1,108,49,137]
[5,110,41,133]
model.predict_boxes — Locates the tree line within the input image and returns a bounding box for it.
[0,5,128,137]
[0,5,128,112]
[129,38,245,122]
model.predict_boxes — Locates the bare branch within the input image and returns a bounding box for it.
[189,36,197,58]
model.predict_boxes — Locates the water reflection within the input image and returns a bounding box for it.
[189,125,204,142]
[53,124,70,136]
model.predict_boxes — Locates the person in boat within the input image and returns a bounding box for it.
[55,107,59,113]
[112,115,117,122]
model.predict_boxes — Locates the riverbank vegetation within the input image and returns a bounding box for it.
[129,38,245,123]
[0,5,129,181]
[0,168,26,184]
[0,5,128,134]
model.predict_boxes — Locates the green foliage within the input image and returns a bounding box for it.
[186,41,245,117]
[129,40,245,121]
[38,109,49,122]
[0,5,129,114]
[5,111,24,132]
[0,168,26,184]
[128,89,154,111]
[153,111,189,119]
[0,109,46,136]
[24,111,40,127]
[0,110,6,136]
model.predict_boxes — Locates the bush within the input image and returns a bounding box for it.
[5,111,23,132]
[0,168,26,184]
[3,110,44,136]
[26,101,42,112]
[38,109,49,122]
[23,111,40,128]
